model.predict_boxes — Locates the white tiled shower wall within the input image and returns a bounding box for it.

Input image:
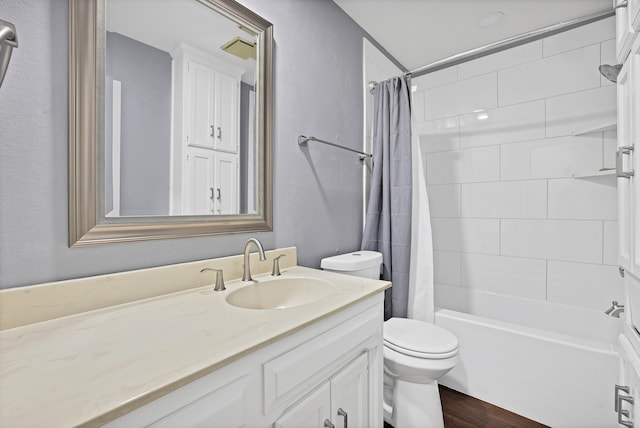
[413,17,623,312]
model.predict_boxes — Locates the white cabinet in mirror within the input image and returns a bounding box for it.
[105,1,253,218]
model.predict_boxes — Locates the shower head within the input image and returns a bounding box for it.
[0,19,18,89]
[598,64,622,83]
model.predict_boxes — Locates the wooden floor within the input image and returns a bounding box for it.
[384,385,549,428]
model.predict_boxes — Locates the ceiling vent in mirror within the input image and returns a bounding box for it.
[221,37,255,60]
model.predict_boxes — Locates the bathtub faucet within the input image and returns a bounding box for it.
[605,301,625,318]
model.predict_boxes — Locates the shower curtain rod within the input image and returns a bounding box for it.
[398,7,615,79]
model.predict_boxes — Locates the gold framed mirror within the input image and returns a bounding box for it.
[69,0,272,246]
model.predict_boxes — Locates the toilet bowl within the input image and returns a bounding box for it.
[383,317,459,428]
[321,251,459,428]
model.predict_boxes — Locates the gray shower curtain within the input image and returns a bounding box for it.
[361,76,412,319]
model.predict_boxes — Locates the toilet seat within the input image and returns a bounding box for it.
[384,318,458,359]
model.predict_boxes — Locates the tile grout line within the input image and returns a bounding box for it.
[546,179,549,220]
[499,218,502,257]
[602,220,605,265]
[544,96,547,139]
[496,70,499,109]
[545,259,549,301]
[421,81,610,124]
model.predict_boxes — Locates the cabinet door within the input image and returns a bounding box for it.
[187,61,215,149]
[631,37,640,276]
[213,151,239,215]
[619,59,634,273]
[617,337,640,428]
[274,383,332,428]
[213,71,239,154]
[630,0,640,32]
[186,147,214,215]
[616,0,638,63]
[330,353,369,428]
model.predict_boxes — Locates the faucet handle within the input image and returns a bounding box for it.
[200,268,226,291]
[271,254,286,276]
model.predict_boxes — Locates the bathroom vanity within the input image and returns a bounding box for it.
[0,248,389,427]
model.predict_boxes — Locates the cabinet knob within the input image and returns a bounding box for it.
[323,419,335,428]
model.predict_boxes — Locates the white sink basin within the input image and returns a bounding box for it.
[226,277,334,310]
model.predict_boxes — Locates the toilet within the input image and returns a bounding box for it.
[321,251,459,428]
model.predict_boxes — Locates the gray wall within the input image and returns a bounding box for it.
[0,0,395,289]
[106,31,172,216]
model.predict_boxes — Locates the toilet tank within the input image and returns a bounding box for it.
[320,251,383,280]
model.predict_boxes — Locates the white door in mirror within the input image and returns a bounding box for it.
[173,45,242,216]
[213,151,239,215]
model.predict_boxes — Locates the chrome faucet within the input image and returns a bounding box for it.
[605,300,625,318]
[242,238,266,282]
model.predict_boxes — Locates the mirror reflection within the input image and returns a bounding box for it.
[104,0,258,217]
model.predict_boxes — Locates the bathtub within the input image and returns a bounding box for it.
[434,285,623,428]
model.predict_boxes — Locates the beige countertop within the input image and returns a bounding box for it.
[0,264,389,427]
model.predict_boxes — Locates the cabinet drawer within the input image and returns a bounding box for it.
[263,305,381,413]
[149,375,249,428]
[104,372,251,428]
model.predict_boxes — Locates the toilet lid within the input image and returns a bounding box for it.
[383,318,458,359]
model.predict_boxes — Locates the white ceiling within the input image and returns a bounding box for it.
[107,0,256,82]
[332,0,613,72]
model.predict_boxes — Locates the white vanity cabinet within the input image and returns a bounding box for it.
[329,353,370,428]
[170,44,241,215]
[104,295,384,428]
